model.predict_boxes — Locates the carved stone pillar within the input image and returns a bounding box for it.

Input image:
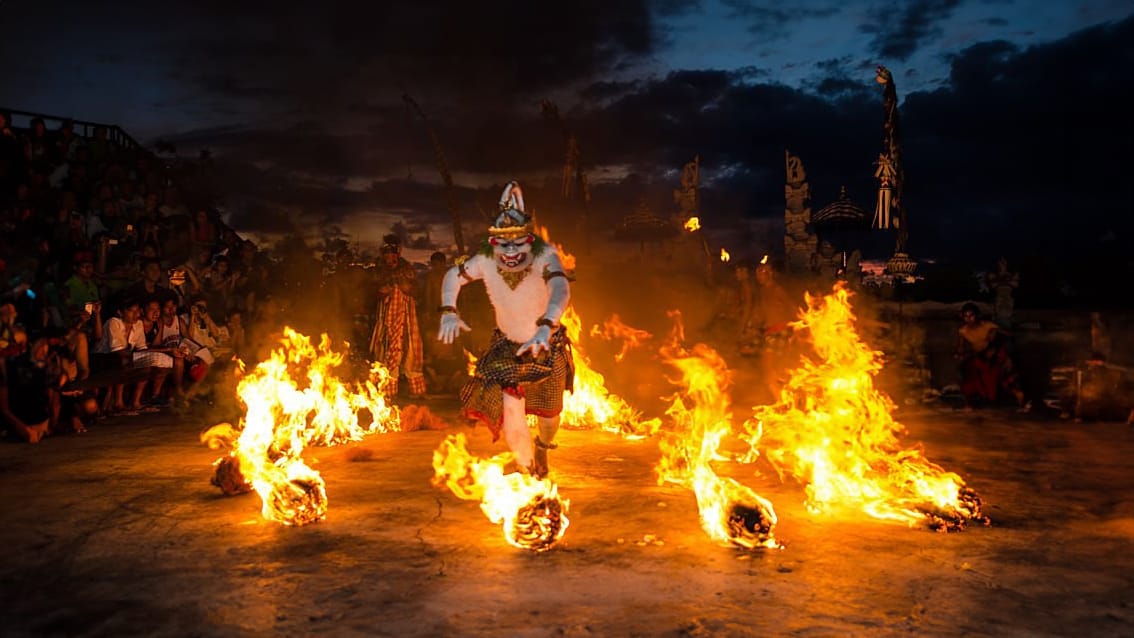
[784,150,817,274]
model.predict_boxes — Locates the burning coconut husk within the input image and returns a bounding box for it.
[210,454,252,496]
[432,433,569,552]
[656,311,779,549]
[201,328,401,525]
[744,283,990,530]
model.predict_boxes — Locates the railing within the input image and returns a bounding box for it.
[1,107,145,152]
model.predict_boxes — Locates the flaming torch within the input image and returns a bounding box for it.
[656,311,779,549]
[433,434,569,551]
[202,329,400,525]
[744,284,989,531]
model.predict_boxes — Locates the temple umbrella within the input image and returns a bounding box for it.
[812,186,870,254]
[613,206,680,255]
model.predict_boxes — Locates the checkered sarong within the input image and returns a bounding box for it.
[369,286,425,395]
[131,349,174,369]
[460,327,574,440]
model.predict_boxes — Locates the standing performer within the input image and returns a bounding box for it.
[370,234,426,397]
[438,181,573,478]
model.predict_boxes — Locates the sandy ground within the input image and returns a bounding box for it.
[2,393,1133,638]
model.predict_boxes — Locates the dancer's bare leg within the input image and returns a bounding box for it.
[533,415,560,478]
[502,392,534,469]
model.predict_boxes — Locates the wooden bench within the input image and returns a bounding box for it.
[61,366,155,393]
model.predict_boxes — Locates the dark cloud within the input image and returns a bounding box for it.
[7,1,1122,269]
[897,15,1134,257]
[861,0,963,60]
[580,80,642,102]
[154,1,672,117]
[721,1,843,39]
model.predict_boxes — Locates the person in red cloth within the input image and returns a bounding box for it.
[955,302,1029,411]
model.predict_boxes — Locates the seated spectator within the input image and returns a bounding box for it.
[55,119,83,164]
[0,111,23,199]
[125,257,177,309]
[0,302,28,358]
[92,297,171,414]
[23,117,52,172]
[176,245,213,297]
[87,126,111,166]
[202,254,238,315]
[61,253,104,379]
[955,302,1029,411]
[189,208,218,250]
[183,294,228,352]
[0,336,61,443]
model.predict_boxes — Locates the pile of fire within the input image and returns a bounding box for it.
[200,253,988,550]
[655,310,779,549]
[201,328,400,526]
[744,283,990,531]
[432,434,569,552]
[558,307,661,439]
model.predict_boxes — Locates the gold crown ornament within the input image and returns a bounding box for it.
[488,181,532,240]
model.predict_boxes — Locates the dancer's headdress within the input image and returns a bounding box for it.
[488,181,532,241]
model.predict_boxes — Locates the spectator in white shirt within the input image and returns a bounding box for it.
[92,297,170,414]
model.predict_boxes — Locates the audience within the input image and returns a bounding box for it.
[0,112,272,442]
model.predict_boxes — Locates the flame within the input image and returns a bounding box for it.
[560,307,661,438]
[683,217,700,232]
[588,313,652,363]
[744,284,988,531]
[464,349,478,377]
[533,222,659,438]
[656,311,779,549]
[535,223,576,271]
[760,254,769,265]
[433,434,569,551]
[202,328,400,525]
[720,248,730,263]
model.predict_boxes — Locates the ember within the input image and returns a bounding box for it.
[745,283,989,530]
[201,328,400,525]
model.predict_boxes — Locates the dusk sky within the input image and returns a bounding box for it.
[2,0,1131,263]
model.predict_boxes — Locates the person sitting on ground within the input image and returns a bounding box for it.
[955,302,1029,411]
[0,336,59,443]
[0,302,26,359]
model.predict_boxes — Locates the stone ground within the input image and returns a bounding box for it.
[2,394,1134,638]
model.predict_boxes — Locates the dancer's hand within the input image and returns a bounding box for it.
[439,313,470,344]
[516,325,551,358]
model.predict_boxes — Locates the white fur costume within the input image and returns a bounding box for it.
[438,182,572,476]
